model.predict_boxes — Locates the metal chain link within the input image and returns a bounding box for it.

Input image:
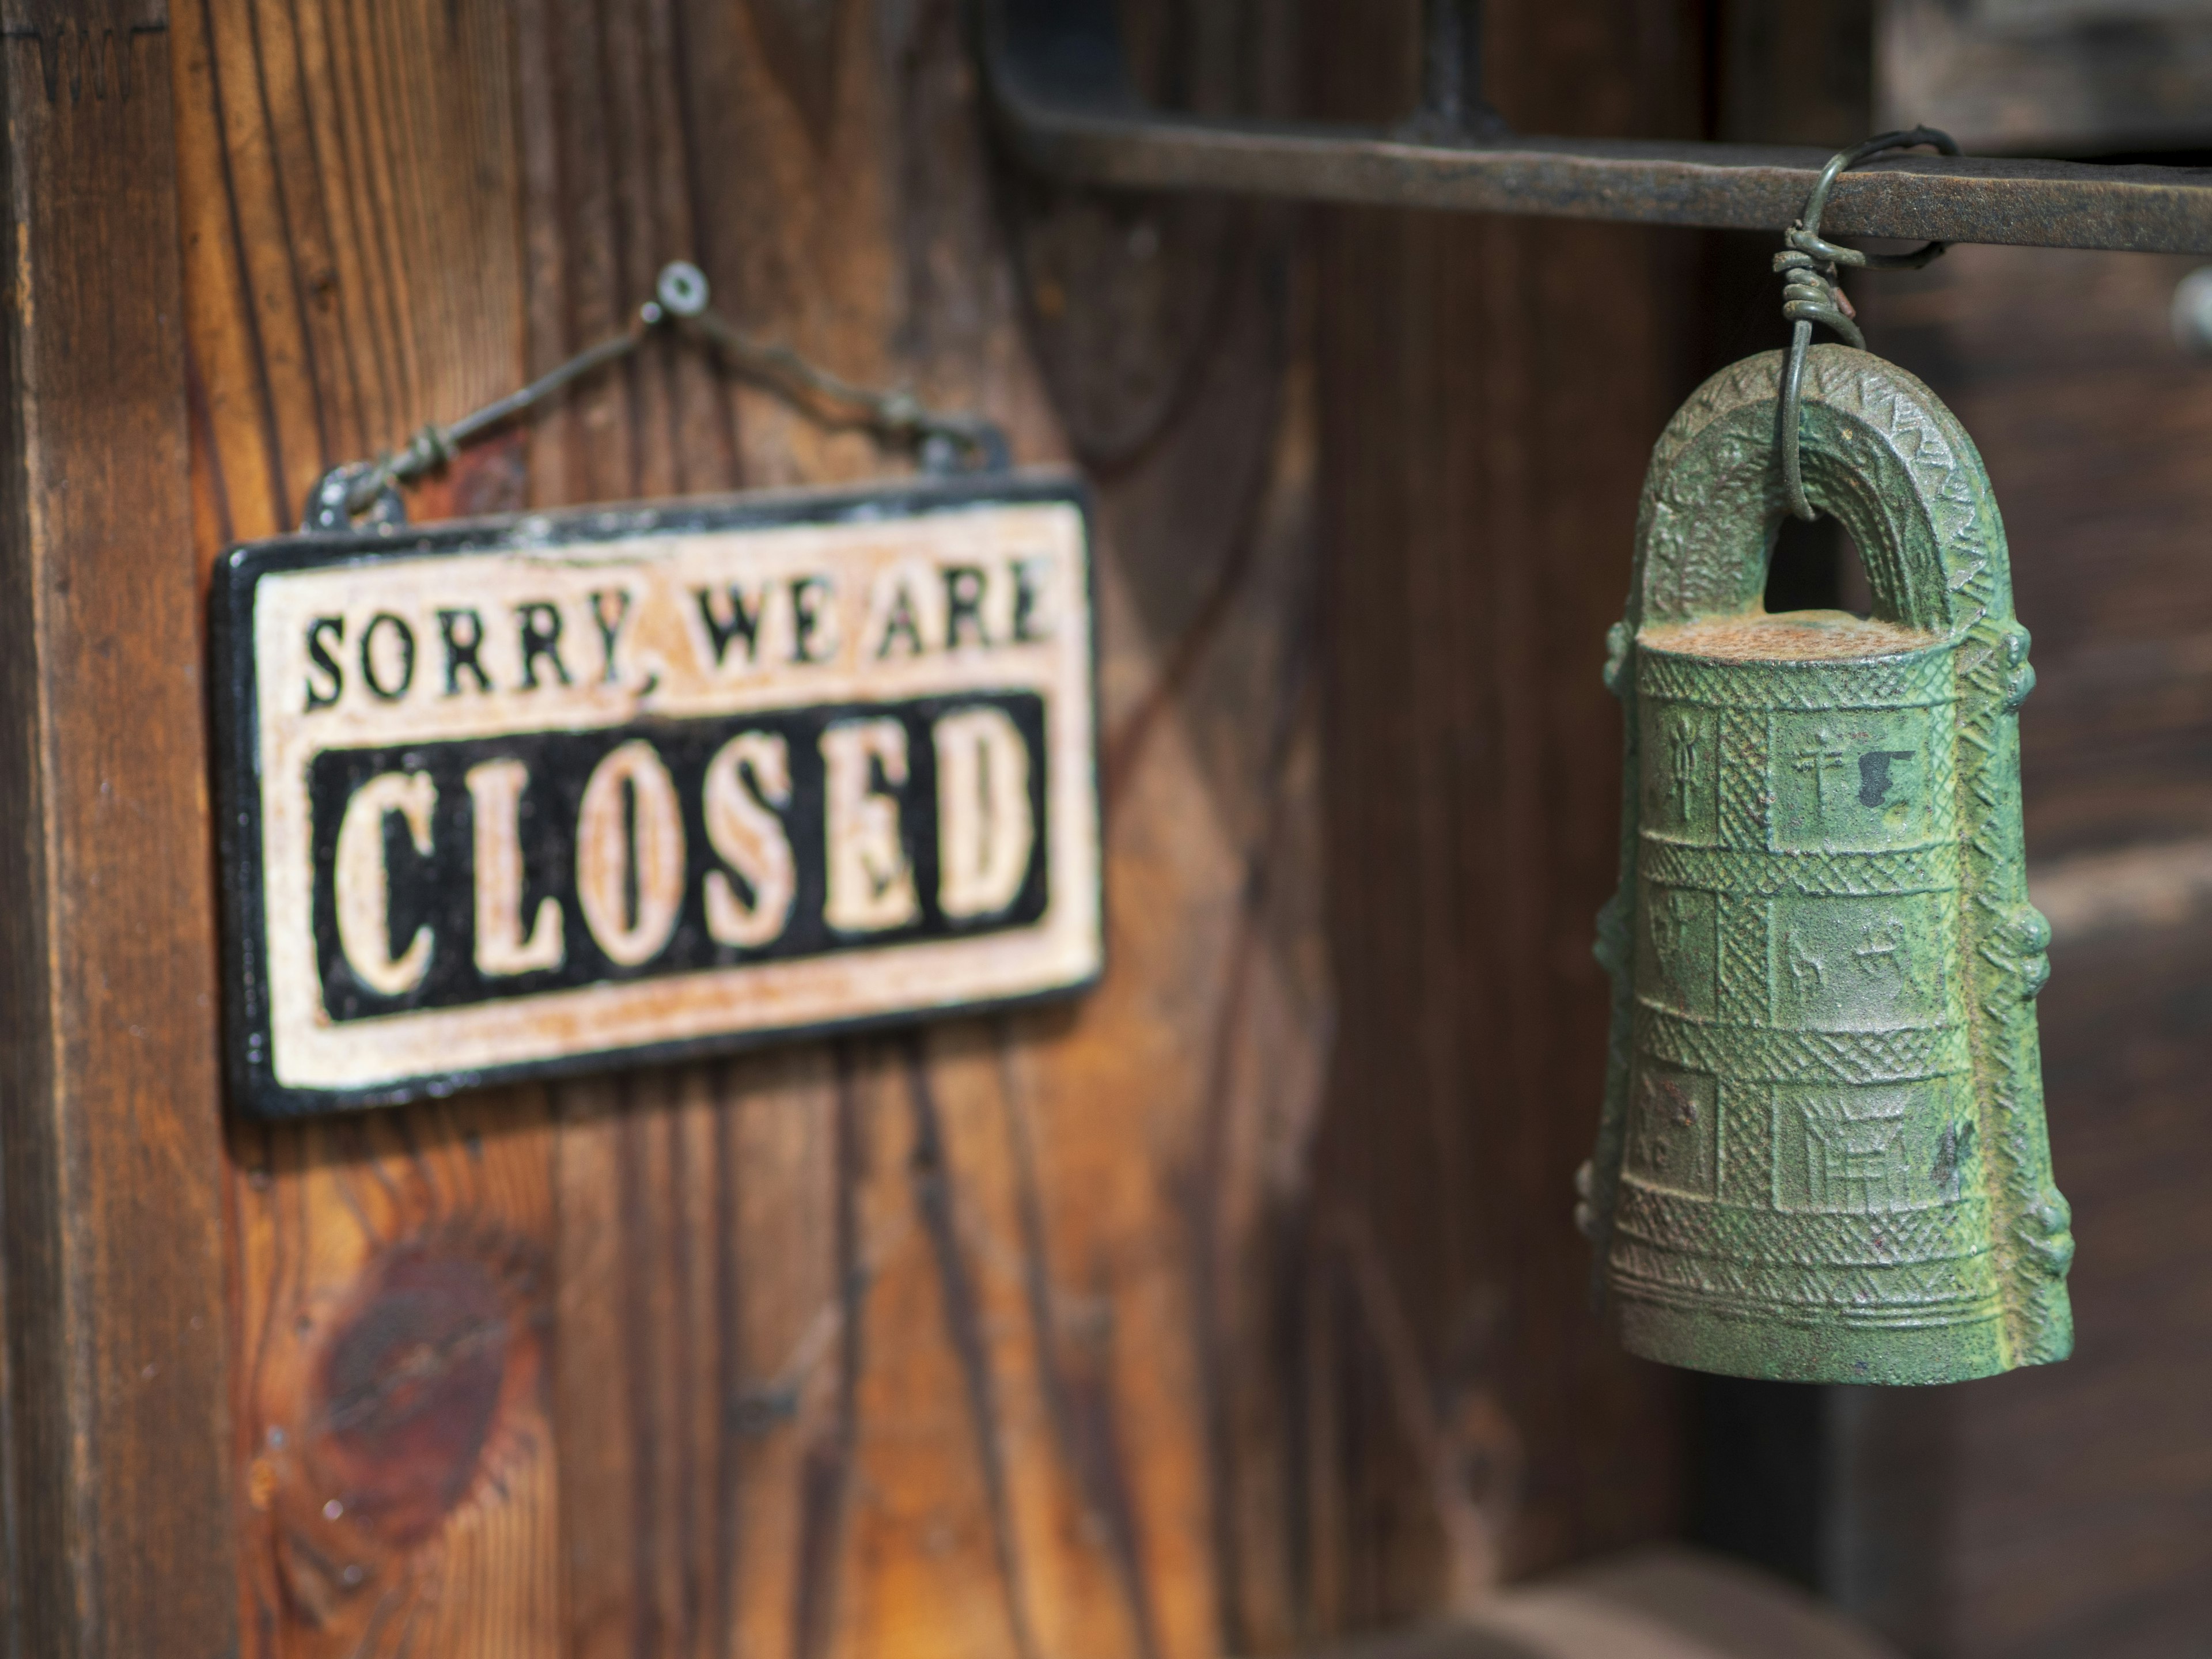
[303,262,1011,532]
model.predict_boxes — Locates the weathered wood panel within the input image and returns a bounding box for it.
[173,0,1720,1650]
[1712,0,1872,152]
[1304,0,1700,1620]
[1878,0,2212,155]
[0,5,238,1655]
[227,1104,560,1658]
[171,1,560,1652]
[177,0,1336,1650]
[1833,245,2212,1658]
[521,2,1344,1650]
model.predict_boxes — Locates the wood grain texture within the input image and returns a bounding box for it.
[173,0,1711,1650]
[180,0,1338,1650]
[1821,247,2212,1659]
[1877,0,2212,154]
[1710,0,1872,152]
[0,5,239,1655]
[1304,0,1702,1618]
[171,1,559,1652]
[522,3,1330,1654]
[228,1103,560,1658]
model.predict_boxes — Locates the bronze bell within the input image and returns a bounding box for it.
[1579,344,2075,1385]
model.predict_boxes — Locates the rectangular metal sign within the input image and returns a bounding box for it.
[213,475,1101,1116]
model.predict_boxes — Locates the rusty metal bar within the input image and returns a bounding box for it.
[980,0,2212,255]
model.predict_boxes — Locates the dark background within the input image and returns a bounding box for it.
[1310,1,2212,1654]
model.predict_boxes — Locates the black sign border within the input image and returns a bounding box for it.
[211,470,1103,1119]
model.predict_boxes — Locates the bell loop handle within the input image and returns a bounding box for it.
[1637,347,1980,641]
[1775,126,1958,522]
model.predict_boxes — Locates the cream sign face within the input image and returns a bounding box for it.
[213,478,1101,1115]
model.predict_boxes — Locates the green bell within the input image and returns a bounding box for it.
[1580,344,2074,1385]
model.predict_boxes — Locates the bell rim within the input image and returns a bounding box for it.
[1613,1295,2028,1385]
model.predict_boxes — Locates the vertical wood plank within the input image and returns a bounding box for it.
[1305,0,1700,1619]
[512,8,756,1654]
[229,1103,560,1659]
[724,1050,846,1659]
[0,4,238,1654]
[170,3,559,1654]
[518,1,1337,1653]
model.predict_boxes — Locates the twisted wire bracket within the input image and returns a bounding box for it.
[303,262,1011,532]
[1775,126,1957,522]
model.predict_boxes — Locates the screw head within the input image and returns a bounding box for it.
[657,261,710,319]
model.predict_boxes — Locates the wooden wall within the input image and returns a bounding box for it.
[71,1,2212,1654]
[1833,247,2212,1659]
[1304,0,1702,1608]
[0,7,237,1655]
[165,1,1689,1653]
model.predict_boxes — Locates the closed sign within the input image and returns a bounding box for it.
[213,476,1101,1115]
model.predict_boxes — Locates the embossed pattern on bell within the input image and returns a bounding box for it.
[1585,345,2074,1385]
[1617,619,2005,1365]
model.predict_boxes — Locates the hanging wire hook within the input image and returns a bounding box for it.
[1775,126,1957,521]
[665,265,1013,476]
[304,262,1010,532]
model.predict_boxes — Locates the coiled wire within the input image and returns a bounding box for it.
[1775,127,1957,520]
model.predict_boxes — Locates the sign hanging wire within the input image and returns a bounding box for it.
[305,262,1012,532]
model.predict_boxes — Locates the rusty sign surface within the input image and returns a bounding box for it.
[213,475,1101,1116]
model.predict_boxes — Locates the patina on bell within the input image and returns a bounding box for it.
[1579,343,2075,1385]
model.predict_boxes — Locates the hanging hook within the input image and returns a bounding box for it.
[303,262,1010,532]
[1774,126,1957,521]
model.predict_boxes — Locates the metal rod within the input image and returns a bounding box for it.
[1418,0,1486,134]
[979,0,2212,255]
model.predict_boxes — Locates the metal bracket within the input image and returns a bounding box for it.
[979,0,2212,255]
